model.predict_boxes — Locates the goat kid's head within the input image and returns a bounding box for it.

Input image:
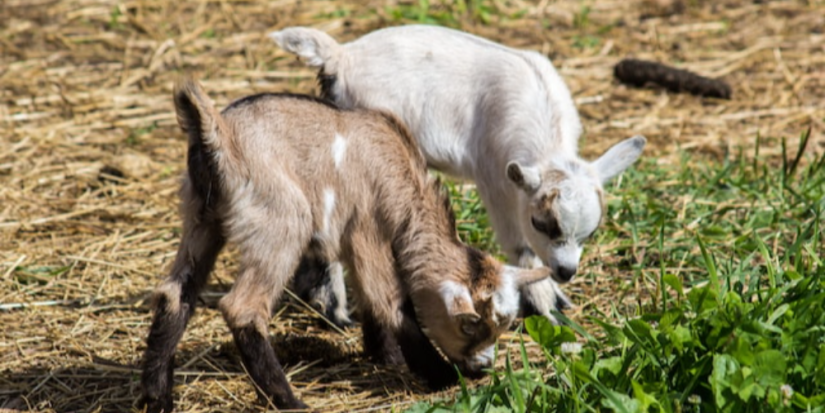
[414,252,551,376]
[506,135,646,283]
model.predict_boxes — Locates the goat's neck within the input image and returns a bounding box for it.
[391,196,464,288]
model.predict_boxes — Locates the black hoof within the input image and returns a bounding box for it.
[137,395,174,413]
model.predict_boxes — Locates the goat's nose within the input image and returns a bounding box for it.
[557,266,577,282]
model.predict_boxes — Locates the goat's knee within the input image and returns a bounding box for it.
[218,290,272,335]
[153,281,184,316]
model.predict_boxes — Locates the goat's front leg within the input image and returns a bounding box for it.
[140,211,225,413]
[516,247,572,325]
[360,307,403,365]
[220,254,309,410]
[292,257,352,329]
[395,300,459,390]
[475,184,571,326]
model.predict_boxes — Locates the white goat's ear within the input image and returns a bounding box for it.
[592,135,647,184]
[440,281,480,319]
[504,265,552,288]
[506,161,541,192]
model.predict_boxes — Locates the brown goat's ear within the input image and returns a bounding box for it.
[457,313,482,336]
[440,281,480,320]
[505,265,552,287]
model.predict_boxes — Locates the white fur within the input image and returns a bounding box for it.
[331,133,347,168]
[439,280,473,316]
[494,265,522,323]
[327,262,350,324]
[272,25,646,324]
[322,188,335,232]
[466,344,495,372]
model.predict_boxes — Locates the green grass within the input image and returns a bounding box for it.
[384,0,524,27]
[418,130,825,412]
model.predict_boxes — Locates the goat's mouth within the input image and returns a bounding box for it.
[545,262,577,284]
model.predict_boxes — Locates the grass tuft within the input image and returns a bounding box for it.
[415,134,825,412]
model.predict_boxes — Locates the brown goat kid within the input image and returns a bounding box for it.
[139,78,552,411]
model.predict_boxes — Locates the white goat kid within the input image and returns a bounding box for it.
[271,25,646,324]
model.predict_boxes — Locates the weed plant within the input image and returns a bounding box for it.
[411,130,825,412]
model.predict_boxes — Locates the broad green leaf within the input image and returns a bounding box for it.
[712,354,738,408]
[524,316,575,350]
[662,273,684,299]
[753,350,786,388]
[631,380,660,411]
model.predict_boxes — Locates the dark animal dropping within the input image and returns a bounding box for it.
[614,59,732,99]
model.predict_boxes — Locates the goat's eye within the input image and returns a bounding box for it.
[531,217,547,233]
[461,320,480,337]
[531,217,562,240]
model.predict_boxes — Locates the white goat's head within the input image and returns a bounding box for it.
[506,135,646,283]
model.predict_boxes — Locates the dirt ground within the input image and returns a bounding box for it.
[1,0,823,412]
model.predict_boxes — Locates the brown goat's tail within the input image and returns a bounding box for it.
[173,77,229,156]
[174,77,234,198]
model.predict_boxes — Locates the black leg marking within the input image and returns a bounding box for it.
[292,257,352,329]
[139,295,186,413]
[139,221,225,413]
[361,310,403,366]
[291,256,327,303]
[231,325,309,410]
[397,301,458,390]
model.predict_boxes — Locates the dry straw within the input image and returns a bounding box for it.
[1,0,823,411]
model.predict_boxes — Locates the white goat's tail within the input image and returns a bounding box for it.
[269,27,343,70]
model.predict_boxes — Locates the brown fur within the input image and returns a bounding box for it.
[139,78,549,411]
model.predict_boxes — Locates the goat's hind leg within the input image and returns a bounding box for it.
[140,198,225,413]
[220,238,310,409]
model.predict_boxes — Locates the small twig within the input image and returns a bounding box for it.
[282,288,349,336]
[3,255,27,280]
[66,255,155,277]
[179,343,220,370]
[0,299,83,311]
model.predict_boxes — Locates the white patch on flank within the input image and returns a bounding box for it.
[322,188,336,232]
[331,133,347,168]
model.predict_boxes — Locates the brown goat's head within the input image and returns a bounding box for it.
[412,248,551,375]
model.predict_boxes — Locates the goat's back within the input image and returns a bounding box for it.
[318,25,582,175]
[209,94,428,257]
[220,94,422,182]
